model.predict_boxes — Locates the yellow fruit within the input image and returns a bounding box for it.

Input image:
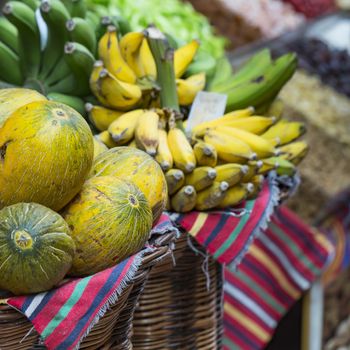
[156,128,173,171]
[95,130,118,148]
[165,168,185,195]
[0,100,93,210]
[195,181,229,211]
[171,185,197,213]
[185,166,217,191]
[62,176,152,276]
[174,40,200,78]
[85,103,123,131]
[217,183,252,208]
[193,141,217,167]
[215,163,247,186]
[90,147,167,224]
[176,73,206,106]
[135,110,159,156]
[93,137,108,158]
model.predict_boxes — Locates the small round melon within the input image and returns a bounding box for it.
[62,176,153,276]
[0,100,94,211]
[0,203,75,295]
[90,147,167,224]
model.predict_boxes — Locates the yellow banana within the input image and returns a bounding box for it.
[261,120,306,145]
[168,127,196,173]
[174,39,200,78]
[267,98,284,120]
[218,183,253,208]
[241,160,263,182]
[215,126,276,159]
[277,141,309,165]
[135,110,159,156]
[246,175,265,200]
[195,181,229,211]
[185,166,217,192]
[97,69,142,110]
[256,159,277,175]
[119,31,145,78]
[165,169,185,195]
[193,141,217,167]
[171,185,197,213]
[95,130,117,148]
[127,139,138,148]
[156,128,173,171]
[139,37,157,79]
[90,61,108,106]
[222,116,276,135]
[204,129,255,163]
[93,137,108,158]
[85,103,123,131]
[176,73,206,106]
[98,25,136,83]
[215,163,247,187]
[108,109,145,144]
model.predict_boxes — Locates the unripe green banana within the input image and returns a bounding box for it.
[21,0,40,10]
[47,92,85,116]
[0,16,19,54]
[171,185,197,213]
[0,41,23,85]
[195,181,229,211]
[185,166,217,192]
[61,0,86,18]
[165,169,185,195]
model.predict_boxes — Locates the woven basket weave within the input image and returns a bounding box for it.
[132,232,224,349]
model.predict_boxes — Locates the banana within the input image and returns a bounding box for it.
[55,41,94,96]
[119,31,145,77]
[47,92,85,116]
[193,141,217,167]
[0,16,19,54]
[93,136,108,159]
[186,50,216,78]
[61,0,86,18]
[217,183,253,208]
[0,41,23,85]
[261,120,306,145]
[85,103,124,131]
[156,128,173,171]
[246,175,264,200]
[127,139,137,148]
[215,126,277,158]
[204,129,255,163]
[3,1,41,78]
[135,110,159,156]
[95,130,118,148]
[108,109,145,144]
[241,160,262,182]
[176,72,206,106]
[39,0,70,81]
[85,10,100,31]
[66,17,96,54]
[174,39,200,78]
[222,116,276,135]
[215,163,247,187]
[21,0,40,10]
[95,68,142,110]
[277,141,309,165]
[206,55,232,91]
[225,53,297,112]
[89,60,107,105]
[171,185,197,213]
[165,195,172,211]
[168,127,196,173]
[185,166,217,192]
[267,98,284,120]
[139,37,157,79]
[98,25,137,84]
[255,159,277,175]
[261,156,296,176]
[195,181,229,211]
[165,169,185,195]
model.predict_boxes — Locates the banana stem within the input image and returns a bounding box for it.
[145,26,180,116]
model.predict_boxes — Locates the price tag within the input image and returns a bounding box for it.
[186,91,227,133]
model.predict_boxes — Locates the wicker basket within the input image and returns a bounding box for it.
[132,231,224,350]
[0,232,175,350]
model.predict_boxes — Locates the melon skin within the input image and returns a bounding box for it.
[62,176,153,276]
[0,100,94,211]
[0,203,75,295]
[90,147,168,224]
[0,88,47,128]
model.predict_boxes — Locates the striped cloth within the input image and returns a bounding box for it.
[3,214,177,350]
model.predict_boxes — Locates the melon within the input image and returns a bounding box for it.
[0,202,75,295]
[0,100,94,211]
[62,176,153,276]
[0,88,47,128]
[90,147,167,224]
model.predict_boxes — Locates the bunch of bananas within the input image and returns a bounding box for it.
[207,49,298,113]
[0,0,133,115]
[90,97,309,213]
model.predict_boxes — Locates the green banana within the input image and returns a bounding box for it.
[207,55,233,90]
[0,41,23,85]
[2,1,41,78]
[47,74,77,95]
[39,0,70,80]
[225,53,297,111]
[47,92,85,116]
[210,49,272,93]
[60,0,86,18]
[66,17,96,55]
[21,0,40,10]
[85,10,100,31]
[45,57,72,86]
[185,50,216,79]
[0,16,19,54]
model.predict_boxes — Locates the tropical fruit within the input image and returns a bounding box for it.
[62,176,153,276]
[0,202,75,295]
[90,147,167,224]
[93,137,108,158]
[0,100,94,211]
[0,88,47,128]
